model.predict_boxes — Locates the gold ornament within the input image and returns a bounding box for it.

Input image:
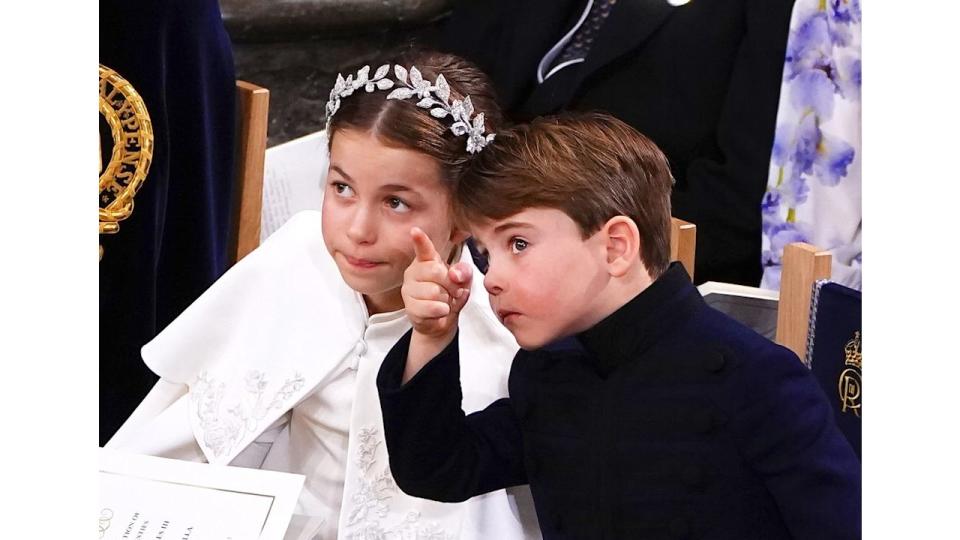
[99,64,153,259]
[838,331,861,417]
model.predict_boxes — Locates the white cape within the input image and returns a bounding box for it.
[108,210,541,540]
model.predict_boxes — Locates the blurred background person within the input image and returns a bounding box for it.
[758,0,862,291]
[438,0,796,286]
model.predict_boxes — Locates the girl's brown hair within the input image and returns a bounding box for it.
[326,49,504,185]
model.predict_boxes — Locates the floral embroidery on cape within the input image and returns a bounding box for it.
[191,370,305,459]
[342,427,454,540]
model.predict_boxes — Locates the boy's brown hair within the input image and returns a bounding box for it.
[456,112,673,278]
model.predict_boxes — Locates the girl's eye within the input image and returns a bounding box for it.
[510,238,529,254]
[332,182,354,197]
[386,197,411,213]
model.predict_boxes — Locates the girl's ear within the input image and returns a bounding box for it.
[450,226,471,246]
[603,216,641,278]
[444,227,471,265]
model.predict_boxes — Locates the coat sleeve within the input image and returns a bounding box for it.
[729,344,862,539]
[377,330,528,503]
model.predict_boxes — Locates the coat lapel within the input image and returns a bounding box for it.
[496,0,587,109]
[579,0,677,79]
[525,0,679,113]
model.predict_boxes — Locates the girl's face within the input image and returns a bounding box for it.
[322,128,467,315]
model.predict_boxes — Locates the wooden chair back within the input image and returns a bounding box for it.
[670,217,697,281]
[228,80,270,266]
[775,243,832,358]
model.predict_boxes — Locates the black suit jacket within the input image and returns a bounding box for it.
[440,0,796,285]
[378,264,861,539]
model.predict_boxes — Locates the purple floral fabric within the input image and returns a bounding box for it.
[761,0,862,290]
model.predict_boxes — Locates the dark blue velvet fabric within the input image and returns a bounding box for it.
[379,264,861,539]
[99,0,236,444]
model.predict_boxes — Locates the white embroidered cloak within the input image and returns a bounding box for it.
[107,210,541,540]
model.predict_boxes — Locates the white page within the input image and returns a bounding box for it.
[99,449,304,540]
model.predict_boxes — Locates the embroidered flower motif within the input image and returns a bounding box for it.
[356,427,381,473]
[342,427,455,539]
[347,469,395,527]
[191,370,305,459]
[345,521,388,540]
[390,512,454,540]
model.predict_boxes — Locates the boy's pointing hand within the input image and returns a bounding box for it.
[403,227,471,341]
[401,228,472,382]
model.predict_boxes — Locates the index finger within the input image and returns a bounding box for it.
[411,227,441,263]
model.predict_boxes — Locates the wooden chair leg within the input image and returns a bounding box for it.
[775,243,832,359]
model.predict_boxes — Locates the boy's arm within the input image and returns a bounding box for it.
[731,345,861,539]
[378,330,528,503]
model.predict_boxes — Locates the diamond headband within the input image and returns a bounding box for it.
[325,64,496,154]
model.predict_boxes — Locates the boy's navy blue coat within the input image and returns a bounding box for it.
[378,264,861,539]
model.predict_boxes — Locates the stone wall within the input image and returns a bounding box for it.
[226,0,453,146]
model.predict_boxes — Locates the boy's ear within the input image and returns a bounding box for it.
[602,216,641,278]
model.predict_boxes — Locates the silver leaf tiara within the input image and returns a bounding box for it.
[324,64,496,154]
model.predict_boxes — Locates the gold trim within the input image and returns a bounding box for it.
[838,331,862,417]
[99,64,153,258]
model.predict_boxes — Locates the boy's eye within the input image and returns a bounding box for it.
[510,238,529,254]
[332,182,354,197]
[386,196,411,213]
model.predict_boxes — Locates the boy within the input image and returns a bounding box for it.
[377,113,861,539]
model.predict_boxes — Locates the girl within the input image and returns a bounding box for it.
[107,50,539,540]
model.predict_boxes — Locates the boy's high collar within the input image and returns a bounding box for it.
[575,263,702,376]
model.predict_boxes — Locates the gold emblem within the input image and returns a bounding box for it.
[99,64,153,259]
[838,331,861,417]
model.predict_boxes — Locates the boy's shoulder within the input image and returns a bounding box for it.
[682,303,827,419]
[504,294,813,401]
[690,303,805,377]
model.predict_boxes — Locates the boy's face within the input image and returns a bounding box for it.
[472,208,612,350]
[323,128,465,314]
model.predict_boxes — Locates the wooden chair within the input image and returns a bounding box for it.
[670,217,696,281]
[227,80,270,266]
[775,243,832,359]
